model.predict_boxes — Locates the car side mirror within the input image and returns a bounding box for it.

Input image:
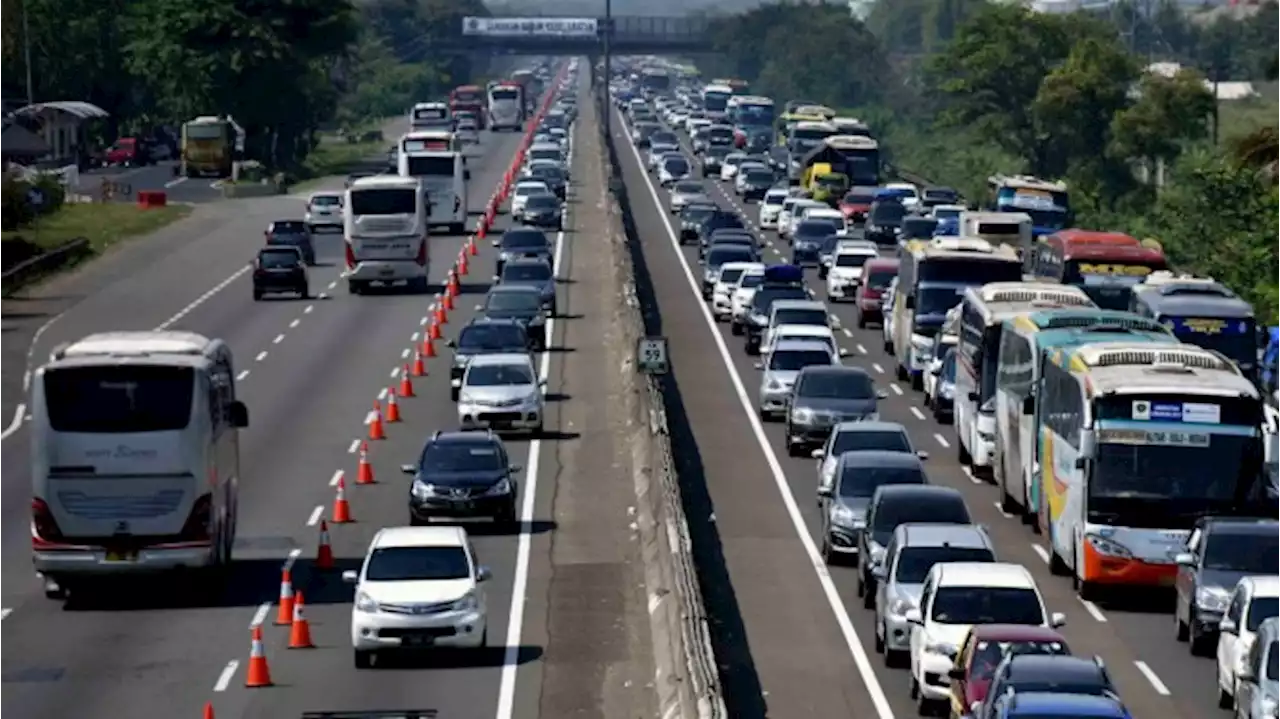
[476,565,492,582]
[342,570,359,584]
[839,348,851,357]
[538,378,547,387]
[509,463,523,474]
[474,304,484,311]
[1174,552,1195,567]
[492,275,500,282]
[817,486,833,498]
[877,390,888,399]
[811,448,824,459]
[1220,617,1238,634]
[904,608,923,625]
[1021,395,1035,415]
[464,170,472,181]
[1239,666,1257,683]
[229,401,249,428]
[871,563,887,580]
[1050,612,1067,628]
[752,362,764,370]
[948,667,966,680]
[445,339,456,348]
[967,391,980,402]
[917,450,930,460]
[400,464,416,475]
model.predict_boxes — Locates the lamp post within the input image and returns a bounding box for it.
[601,0,612,139]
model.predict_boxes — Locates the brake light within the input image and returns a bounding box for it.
[179,493,213,541]
[415,240,428,267]
[345,241,356,269]
[31,498,63,542]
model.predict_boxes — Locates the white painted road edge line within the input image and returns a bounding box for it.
[1030,543,1051,564]
[1133,660,1172,695]
[0,608,12,621]
[619,111,897,719]
[495,136,572,719]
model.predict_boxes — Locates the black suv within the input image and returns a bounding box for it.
[446,319,531,401]
[265,219,315,265]
[693,210,746,247]
[477,285,548,350]
[402,431,521,526]
[252,247,308,300]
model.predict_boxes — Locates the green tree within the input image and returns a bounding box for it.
[1109,68,1215,172]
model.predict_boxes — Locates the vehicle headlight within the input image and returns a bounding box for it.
[889,598,916,616]
[452,592,479,612]
[487,477,512,496]
[791,407,813,422]
[830,504,865,528]
[925,639,958,657]
[1196,586,1230,612]
[1260,698,1278,718]
[355,590,379,613]
[939,382,955,399]
[1085,533,1133,559]
[868,540,886,563]
[524,391,541,406]
[910,333,934,353]
[411,480,432,498]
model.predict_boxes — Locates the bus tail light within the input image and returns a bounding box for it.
[31,498,63,542]
[345,241,357,270]
[180,494,214,542]
[415,241,428,267]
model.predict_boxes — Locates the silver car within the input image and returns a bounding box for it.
[457,353,544,435]
[669,180,708,214]
[754,339,838,420]
[1234,616,1279,718]
[872,523,996,667]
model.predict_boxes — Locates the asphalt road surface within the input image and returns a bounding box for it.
[1,73,656,719]
[74,162,226,204]
[609,103,1223,719]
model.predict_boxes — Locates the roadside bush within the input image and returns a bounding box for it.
[1,173,67,231]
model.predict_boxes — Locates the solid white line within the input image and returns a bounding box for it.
[330,469,344,486]
[889,383,903,396]
[250,602,271,627]
[618,111,896,719]
[1079,598,1108,623]
[212,660,239,692]
[306,505,324,527]
[933,432,950,448]
[156,265,252,330]
[496,97,571,719]
[909,406,926,420]
[0,608,12,621]
[0,403,27,440]
[1133,660,1171,695]
[1030,543,1050,564]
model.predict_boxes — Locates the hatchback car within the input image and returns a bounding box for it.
[976,655,1112,719]
[700,245,757,300]
[669,180,708,213]
[826,244,879,300]
[865,199,907,245]
[304,192,344,232]
[496,258,557,315]
[1217,576,1280,709]
[345,525,491,667]
[457,353,544,434]
[759,189,788,229]
[401,430,521,526]
[785,366,883,455]
[265,219,315,265]
[711,262,763,322]
[252,246,309,300]
[678,203,719,244]
[755,339,838,420]
[813,421,926,496]
[1234,616,1279,719]
[819,451,929,565]
[518,194,562,230]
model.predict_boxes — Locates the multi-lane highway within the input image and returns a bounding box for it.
[1,71,656,719]
[73,162,227,204]
[608,102,1227,719]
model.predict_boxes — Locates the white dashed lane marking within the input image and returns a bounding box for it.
[933,432,950,448]
[1134,661,1171,695]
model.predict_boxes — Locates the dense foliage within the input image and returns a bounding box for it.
[0,0,488,168]
[703,0,1278,321]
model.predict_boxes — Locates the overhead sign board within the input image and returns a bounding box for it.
[462,17,598,37]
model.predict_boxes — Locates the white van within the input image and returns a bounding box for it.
[30,331,249,597]
[344,175,431,294]
[409,101,452,131]
[399,146,469,235]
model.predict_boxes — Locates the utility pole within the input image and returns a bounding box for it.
[22,0,35,105]
[602,0,612,140]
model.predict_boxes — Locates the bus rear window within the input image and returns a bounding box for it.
[44,366,195,433]
[918,259,1021,285]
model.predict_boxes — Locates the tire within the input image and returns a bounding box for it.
[354,650,374,669]
[298,284,309,299]
[497,501,517,527]
[449,223,465,235]
[252,289,263,301]
[731,322,743,336]
[348,280,363,295]
[857,312,867,329]
[450,386,460,402]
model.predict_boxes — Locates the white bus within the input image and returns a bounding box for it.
[344,175,431,294]
[701,84,734,119]
[399,132,469,235]
[953,282,1094,477]
[992,308,1174,526]
[1037,341,1267,599]
[30,331,248,598]
[488,82,526,131]
[409,101,452,131]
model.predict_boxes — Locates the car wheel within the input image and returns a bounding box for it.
[354,650,374,669]
[299,285,309,299]
[252,289,263,301]
[348,280,363,296]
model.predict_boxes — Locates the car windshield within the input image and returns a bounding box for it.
[683,206,716,222]
[501,233,548,250]
[719,267,746,284]
[768,349,832,371]
[832,429,911,455]
[765,193,787,205]
[870,203,906,223]
[836,253,872,268]
[775,308,828,326]
[310,195,340,207]
[526,196,558,210]
[917,286,965,316]
[503,263,552,283]
[866,270,896,290]
[844,191,875,204]
[1248,597,1280,632]
[745,170,773,183]
[674,182,703,194]
[271,221,307,234]
[739,273,764,289]
[364,546,471,581]
[467,363,534,386]
[932,586,1044,625]
[872,497,970,544]
[752,287,808,312]
[895,546,994,583]
[663,158,690,173]
[968,639,1071,680]
[485,291,540,312]
[516,184,547,197]
[1204,532,1279,573]
[798,371,873,399]
[532,167,563,181]
[1002,681,1109,698]
[796,221,841,240]
[838,466,927,498]
[706,247,754,268]
[458,324,524,350]
[258,250,300,268]
[420,441,504,472]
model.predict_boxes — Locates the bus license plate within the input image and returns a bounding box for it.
[104,550,138,562]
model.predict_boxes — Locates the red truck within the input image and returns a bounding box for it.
[449,85,486,129]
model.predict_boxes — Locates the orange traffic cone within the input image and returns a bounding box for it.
[448,271,459,298]
[411,349,426,376]
[288,591,315,649]
[385,388,401,422]
[332,475,352,523]
[435,303,448,325]
[458,252,469,277]
[442,291,454,311]
[368,401,385,440]
[428,320,442,341]
[204,701,216,719]
[274,568,295,625]
[422,334,437,358]
[399,366,415,398]
[356,442,375,485]
[245,626,273,687]
[315,519,334,569]
[477,225,487,242]
[468,237,478,257]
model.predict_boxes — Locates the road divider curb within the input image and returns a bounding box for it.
[590,83,727,719]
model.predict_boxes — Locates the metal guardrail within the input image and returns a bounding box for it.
[1,237,91,295]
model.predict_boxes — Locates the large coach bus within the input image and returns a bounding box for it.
[890,237,1022,390]
[30,331,250,598]
[1037,340,1267,599]
[952,282,1094,478]
[992,309,1174,526]
[1130,271,1258,378]
[1028,229,1168,310]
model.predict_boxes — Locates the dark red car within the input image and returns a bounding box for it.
[839,187,878,222]
[104,137,153,166]
[947,624,1071,719]
[854,257,898,328]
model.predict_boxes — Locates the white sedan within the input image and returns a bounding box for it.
[346,525,492,667]
[511,180,551,216]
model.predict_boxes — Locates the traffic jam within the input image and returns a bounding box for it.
[610,57,1279,719]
